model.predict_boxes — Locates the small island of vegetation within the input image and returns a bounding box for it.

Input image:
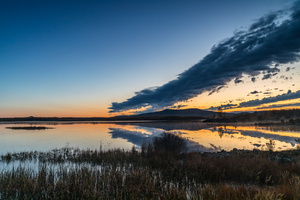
[6,126,54,130]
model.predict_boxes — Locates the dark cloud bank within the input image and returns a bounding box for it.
[110,2,300,113]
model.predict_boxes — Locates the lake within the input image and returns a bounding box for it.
[0,121,299,155]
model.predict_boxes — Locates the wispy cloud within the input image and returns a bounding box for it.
[238,90,300,108]
[256,102,300,110]
[207,90,300,111]
[208,103,238,111]
[109,2,300,113]
[249,90,261,95]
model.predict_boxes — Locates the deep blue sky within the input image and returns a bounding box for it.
[0,0,298,117]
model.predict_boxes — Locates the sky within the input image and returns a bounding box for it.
[0,0,299,117]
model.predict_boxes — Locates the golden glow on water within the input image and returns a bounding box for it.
[172,126,297,151]
[175,129,262,151]
[228,126,300,137]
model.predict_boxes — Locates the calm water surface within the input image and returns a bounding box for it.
[0,121,299,155]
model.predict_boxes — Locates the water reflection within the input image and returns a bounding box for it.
[109,126,162,146]
[115,121,213,131]
[109,123,300,152]
[0,122,299,155]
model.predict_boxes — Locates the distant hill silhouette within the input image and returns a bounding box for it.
[112,109,234,120]
[135,109,217,117]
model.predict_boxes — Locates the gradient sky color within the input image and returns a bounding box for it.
[1,0,299,117]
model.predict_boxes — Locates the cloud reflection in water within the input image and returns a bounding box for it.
[109,123,300,152]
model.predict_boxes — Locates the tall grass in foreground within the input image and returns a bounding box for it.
[0,133,300,199]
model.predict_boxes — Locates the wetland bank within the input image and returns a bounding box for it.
[0,121,300,199]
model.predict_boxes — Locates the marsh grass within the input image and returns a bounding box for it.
[0,133,300,199]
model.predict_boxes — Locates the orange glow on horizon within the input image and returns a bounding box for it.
[1,96,299,118]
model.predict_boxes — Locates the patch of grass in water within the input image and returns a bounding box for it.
[6,126,54,130]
